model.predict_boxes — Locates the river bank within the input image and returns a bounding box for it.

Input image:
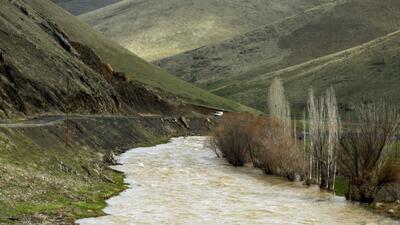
[77,137,398,225]
[0,115,213,224]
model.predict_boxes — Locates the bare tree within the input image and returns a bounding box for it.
[268,77,291,136]
[339,103,400,202]
[307,87,340,190]
[326,87,340,190]
[308,88,326,185]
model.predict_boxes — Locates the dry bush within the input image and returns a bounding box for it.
[257,118,304,181]
[339,103,400,203]
[211,114,304,181]
[211,113,253,166]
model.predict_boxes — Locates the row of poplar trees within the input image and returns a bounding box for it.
[268,77,341,190]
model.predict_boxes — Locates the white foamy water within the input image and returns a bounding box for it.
[77,136,398,225]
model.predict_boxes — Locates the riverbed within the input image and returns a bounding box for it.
[77,136,398,225]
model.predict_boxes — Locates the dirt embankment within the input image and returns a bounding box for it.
[0,114,214,224]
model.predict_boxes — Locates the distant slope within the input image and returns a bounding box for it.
[156,0,400,112]
[157,0,400,85]
[16,0,254,114]
[53,0,120,15]
[80,0,335,61]
[211,31,400,115]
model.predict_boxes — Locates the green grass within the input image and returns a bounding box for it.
[0,128,127,224]
[72,171,127,219]
[334,177,348,197]
[0,170,126,222]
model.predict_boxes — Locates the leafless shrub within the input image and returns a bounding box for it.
[211,113,252,166]
[207,138,221,158]
[257,118,304,181]
[339,103,400,203]
[211,114,304,181]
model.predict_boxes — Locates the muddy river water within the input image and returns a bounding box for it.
[77,137,398,225]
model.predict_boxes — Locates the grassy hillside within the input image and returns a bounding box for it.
[212,31,400,116]
[80,0,335,61]
[53,0,120,15]
[9,0,255,114]
[155,0,400,112]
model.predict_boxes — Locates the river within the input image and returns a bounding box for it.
[77,136,398,225]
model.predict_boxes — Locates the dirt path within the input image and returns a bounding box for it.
[0,114,163,128]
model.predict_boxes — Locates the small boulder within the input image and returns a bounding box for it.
[179,116,190,129]
[105,63,114,73]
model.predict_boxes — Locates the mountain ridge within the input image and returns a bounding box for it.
[80,0,336,61]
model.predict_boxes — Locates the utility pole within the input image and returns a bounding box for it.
[65,73,70,148]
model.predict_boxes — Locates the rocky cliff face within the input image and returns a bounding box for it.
[0,0,174,119]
